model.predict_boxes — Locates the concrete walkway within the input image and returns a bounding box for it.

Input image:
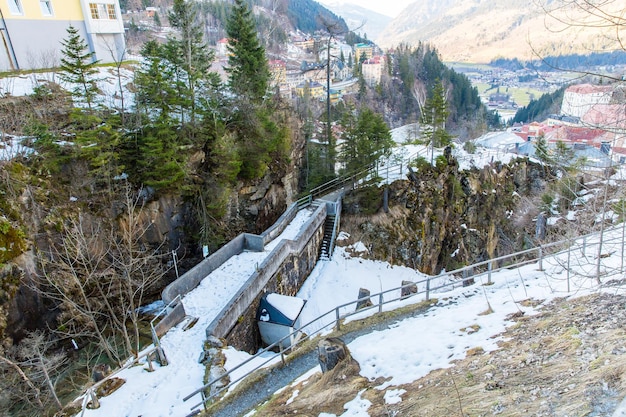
[195,302,434,417]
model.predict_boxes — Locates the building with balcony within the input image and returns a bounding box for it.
[0,0,125,71]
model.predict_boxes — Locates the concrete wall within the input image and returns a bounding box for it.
[0,19,83,71]
[260,202,299,245]
[206,203,328,352]
[161,193,341,353]
[162,233,249,304]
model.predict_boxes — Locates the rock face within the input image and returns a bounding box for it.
[342,156,548,275]
[0,135,304,350]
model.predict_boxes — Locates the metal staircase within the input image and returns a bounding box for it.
[319,213,338,260]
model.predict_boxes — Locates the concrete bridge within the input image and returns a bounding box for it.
[159,192,343,352]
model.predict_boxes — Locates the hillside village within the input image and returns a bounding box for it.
[2,0,624,152]
[474,83,626,171]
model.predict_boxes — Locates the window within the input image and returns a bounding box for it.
[88,2,117,20]
[89,3,98,18]
[106,3,115,19]
[40,0,53,16]
[7,0,23,15]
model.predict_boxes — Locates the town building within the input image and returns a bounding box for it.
[361,55,385,86]
[296,80,325,99]
[216,38,229,57]
[561,84,614,119]
[353,43,373,63]
[0,0,125,71]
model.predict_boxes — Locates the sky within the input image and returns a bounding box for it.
[60,124,626,417]
[317,0,415,18]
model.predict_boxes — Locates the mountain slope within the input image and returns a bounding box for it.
[377,0,626,63]
[317,2,392,41]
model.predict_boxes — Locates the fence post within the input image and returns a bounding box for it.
[279,342,285,366]
[378,292,383,313]
[538,246,543,271]
[487,261,492,284]
[88,388,99,409]
[582,236,586,256]
[335,307,341,331]
[425,277,431,301]
[567,243,571,293]
[619,220,626,272]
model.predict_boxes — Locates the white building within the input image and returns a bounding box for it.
[561,84,613,119]
[0,0,125,71]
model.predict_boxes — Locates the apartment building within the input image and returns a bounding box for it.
[0,0,125,71]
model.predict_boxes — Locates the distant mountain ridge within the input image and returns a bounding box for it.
[376,0,625,63]
[317,2,391,41]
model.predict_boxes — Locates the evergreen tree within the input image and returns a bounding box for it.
[421,79,452,151]
[339,107,393,173]
[534,134,550,165]
[59,25,100,112]
[168,0,215,127]
[134,40,177,121]
[225,0,269,102]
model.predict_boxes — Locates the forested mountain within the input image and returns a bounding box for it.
[286,0,347,34]
[512,87,566,124]
[492,52,626,72]
[368,43,499,135]
[376,0,626,63]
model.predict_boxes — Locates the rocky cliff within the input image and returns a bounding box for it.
[341,151,548,275]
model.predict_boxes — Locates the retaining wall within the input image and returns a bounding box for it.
[207,202,328,352]
[161,203,300,304]
[160,195,342,353]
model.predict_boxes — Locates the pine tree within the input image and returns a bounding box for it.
[168,0,215,126]
[225,0,269,102]
[339,107,393,173]
[59,25,100,112]
[134,40,177,121]
[420,79,452,151]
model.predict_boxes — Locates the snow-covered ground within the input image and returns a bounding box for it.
[77,208,314,417]
[77,205,626,417]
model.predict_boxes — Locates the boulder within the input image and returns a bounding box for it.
[355,288,373,311]
[318,337,349,373]
[92,363,111,382]
[401,280,417,298]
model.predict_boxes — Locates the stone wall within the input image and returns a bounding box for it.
[159,194,342,354]
[207,202,328,353]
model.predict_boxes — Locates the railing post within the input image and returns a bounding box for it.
[538,246,543,271]
[487,261,492,284]
[425,276,431,301]
[335,307,341,331]
[201,391,207,411]
[88,388,99,409]
[378,292,383,313]
[567,243,571,293]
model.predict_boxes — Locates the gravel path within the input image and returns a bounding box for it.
[203,302,433,417]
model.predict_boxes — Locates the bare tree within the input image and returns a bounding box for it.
[16,331,66,411]
[37,182,168,365]
[0,354,44,414]
[0,331,67,416]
